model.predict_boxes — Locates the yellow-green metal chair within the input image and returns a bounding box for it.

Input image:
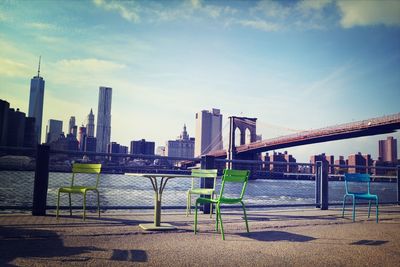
[194,169,250,240]
[186,169,218,217]
[56,163,102,220]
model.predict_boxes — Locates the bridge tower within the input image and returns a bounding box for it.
[228,116,259,168]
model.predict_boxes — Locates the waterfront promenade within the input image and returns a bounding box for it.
[1,206,400,266]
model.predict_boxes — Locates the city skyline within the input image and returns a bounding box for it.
[1,0,399,162]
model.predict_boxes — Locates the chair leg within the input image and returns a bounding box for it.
[186,192,191,217]
[209,193,213,218]
[68,193,72,216]
[83,192,86,221]
[241,201,249,233]
[194,200,198,234]
[341,195,347,218]
[96,190,100,218]
[368,200,371,218]
[215,204,219,232]
[376,197,379,223]
[352,196,355,222]
[56,191,61,220]
[217,204,225,240]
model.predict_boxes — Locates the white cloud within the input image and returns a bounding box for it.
[26,22,57,31]
[239,19,280,32]
[0,59,30,77]
[253,0,291,19]
[337,0,400,28]
[56,58,125,72]
[298,0,332,12]
[93,0,140,22]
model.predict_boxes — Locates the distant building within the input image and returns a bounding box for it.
[0,99,36,148]
[46,119,63,144]
[166,124,195,158]
[334,156,347,174]
[309,153,335,174]
[347,152,372,174]
[264,151,297,173]
[85,136,97,152]
[195,108,223,157]
[96,86,112,153]
[86,108,95,137]
[156,146,166,156]
[28,57,45,144]
[69,116,77,138]
[0,99,9,146]
[108,142,120,162]
[379,136,397,163]
[23,117,36,148]
[6,108,26,147]
[130,139,155,155]
[78,125,87,151]
[49,133,79,151]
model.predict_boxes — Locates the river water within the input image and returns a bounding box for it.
[0,171,397,208]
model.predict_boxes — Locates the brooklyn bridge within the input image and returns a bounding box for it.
[208,113,400,160]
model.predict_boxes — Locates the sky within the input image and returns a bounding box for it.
[0,0,399,162]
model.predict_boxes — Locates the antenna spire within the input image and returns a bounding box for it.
[37,56,41,77]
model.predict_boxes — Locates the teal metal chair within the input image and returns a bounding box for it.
[342,173,379,223]
[56,163,102,220]
[186,169,218,217]
[194,169,250,240]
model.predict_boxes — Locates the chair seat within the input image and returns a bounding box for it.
[196,196,243,205]
[346,193,378,200]
[189,188,214,195]
[59,186,97,194]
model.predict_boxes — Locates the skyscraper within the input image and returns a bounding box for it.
[69,116,76,137]
[96,86,112,153]
[379,136,397,163]
[195,108,223,157]
[46,119,63,144]
[28,57,45,144]
[86,108,95,137]
[166,124,195,158]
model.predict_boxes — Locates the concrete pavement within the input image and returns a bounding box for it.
[1,206,400,266]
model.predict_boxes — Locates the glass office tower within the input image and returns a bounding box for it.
[28,57,45,144]
[96,86,112,153]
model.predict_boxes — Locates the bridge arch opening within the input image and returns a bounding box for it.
[245,128,251,144]
[234,127,241,147]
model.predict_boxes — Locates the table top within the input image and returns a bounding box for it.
[125,173,194,178]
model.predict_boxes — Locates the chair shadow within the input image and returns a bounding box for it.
[239,230,316,242]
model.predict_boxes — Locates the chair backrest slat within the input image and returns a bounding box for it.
[219,169,250,200]
[344,173,370,182]
[191,169,218,178]
[71,163,102,188]
[344,173,371,194]
[72,163,102,174]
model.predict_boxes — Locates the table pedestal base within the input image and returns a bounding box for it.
[139,223,177,231]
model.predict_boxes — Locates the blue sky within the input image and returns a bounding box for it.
[0,0,399,162]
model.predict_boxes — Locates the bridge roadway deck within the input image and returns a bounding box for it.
[1,206,400,266]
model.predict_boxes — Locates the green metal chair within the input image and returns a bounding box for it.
[194,169,250,240]
[56,163,102,220]
[342,173,379,223]
[187,169,218,217]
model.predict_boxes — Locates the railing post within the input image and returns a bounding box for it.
[397,166,400,205]
[201,155,215,214]
[32,144,50,216]
[321,161,329,210]
[315,161,321,208]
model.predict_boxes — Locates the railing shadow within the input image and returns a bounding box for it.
[0,226,104,266]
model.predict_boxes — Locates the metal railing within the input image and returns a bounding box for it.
[0,145,398,214]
